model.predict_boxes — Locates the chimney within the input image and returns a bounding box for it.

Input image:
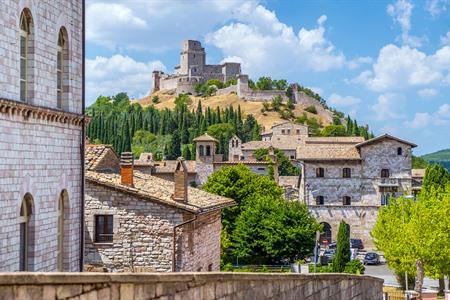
[173,157,188,202]
[120,152,134,187]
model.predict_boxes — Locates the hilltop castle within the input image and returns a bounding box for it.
[152,40,241,95]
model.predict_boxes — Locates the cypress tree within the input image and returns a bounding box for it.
[332,220,351,272]
[181,145,192,160]
[120,117,132,153]
[167,130,181,160]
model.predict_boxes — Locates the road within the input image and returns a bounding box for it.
[364,263,439,289]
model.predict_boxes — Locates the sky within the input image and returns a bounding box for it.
[86,0,450,155]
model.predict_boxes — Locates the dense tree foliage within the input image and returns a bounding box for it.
[372,164,450,292]
[253,148,300,176]
[87,93,262,159]
[203,165,320,265]
[412,155,429,169]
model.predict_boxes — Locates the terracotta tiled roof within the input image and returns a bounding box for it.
[213,160,269,165]
[241,141,272,150]
[412,168,425,178]
[193,133,218,143]
[85,144,119,171]
[305,136,365,144]
[153,160,197,173]
[241,137,302,151]
[355,134,417,148]
[296,140,362,161]
[86,170,235,213]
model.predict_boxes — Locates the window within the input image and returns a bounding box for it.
[206,145,211,156]
[296,129,300,134]
[231,140,235,147]
[320,222,332,244]
[316,196,324,205]
[57,28,68,109]
[281,129,285,134]
[381,169,390,178]
[290,155,295,160]
[95,215,113,243]
[208,264,213,271]
[19,194,34,271]
[316,168,324,178]
[343,168,351,178]
[199,145,204,156]
[381,193,391,206]
[57,190,68,271]
[343,196,351,205]
[397,147,402,155]
[20,10,32,102]
[257,167,266,171]
[287,129,291,134]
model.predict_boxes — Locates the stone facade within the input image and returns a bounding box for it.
[0,272,384,300]
[85,183,222,272]
[297,135,416,249]
[152,40,241,95]
[0,1,84,271]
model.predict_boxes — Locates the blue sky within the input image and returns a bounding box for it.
[86,0,450,155]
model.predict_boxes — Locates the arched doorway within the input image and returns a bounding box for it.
[320,222,332,244]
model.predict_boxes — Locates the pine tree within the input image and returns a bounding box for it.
[332,220,351,272]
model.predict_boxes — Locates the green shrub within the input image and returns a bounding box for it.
[151,96,160,104]
[304,105,317,114]
[344,260,365,275]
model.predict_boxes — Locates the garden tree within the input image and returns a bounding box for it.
[271,95,283,112]
[232,196,320,264]
[321,125,347,137]
[254,148,300,176]
[420,164,450,197]
[332,220,351,272]
[412,156,428,169]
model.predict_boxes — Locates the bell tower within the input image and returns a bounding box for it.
[193,133,218,185]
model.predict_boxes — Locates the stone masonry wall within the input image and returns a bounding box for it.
[85,182,221,272]
[0,272,384,300]
[0,112,82,271]
[0,1,83,114]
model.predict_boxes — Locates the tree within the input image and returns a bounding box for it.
[332,220,351,272]
[304,105,317,114]
[181,144,192,160]
[256,76,273,90]
[151,96,160,104]
[166,130,181,159]
[254,148,300,176]
[412,156,428,169]
[271,96,283,112]
[420,164,450,198]
[321,125,347,137]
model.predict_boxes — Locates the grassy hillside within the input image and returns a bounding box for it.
[137,90,335,131]
[422,149,450,171]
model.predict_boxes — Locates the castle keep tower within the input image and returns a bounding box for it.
[0,1,84,271]
[177,40,206,76]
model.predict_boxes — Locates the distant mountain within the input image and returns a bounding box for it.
[422,149,450,171]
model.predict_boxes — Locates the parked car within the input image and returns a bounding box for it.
[363,252,380,265]
[323,249,335,261]
[350,238,364,249]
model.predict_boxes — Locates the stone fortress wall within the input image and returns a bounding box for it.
[0,272,384,300]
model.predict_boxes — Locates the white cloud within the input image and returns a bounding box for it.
[426,0,448,17]
[205,5,346,75]
[351,44,450,92]
[387,0,423,47]
[370,93,406,121]
[438,103,450,117]
[86,55,166,104]
[408,112,431,128]
[347,56,373,70]
[418,88,438,98]
[308,87,324,96]
[328,93,361,107]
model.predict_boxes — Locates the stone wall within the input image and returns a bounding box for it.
[0,0,83,272]
[85,182,220,272]
[0,272,384,300]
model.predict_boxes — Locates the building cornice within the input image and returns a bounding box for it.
[0,98,89,126]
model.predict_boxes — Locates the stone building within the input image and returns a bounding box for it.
[0,1,84,271]
[84,147,234,272]
[229,121,309,161]
[152,40,241,95]
[297,134,417,248]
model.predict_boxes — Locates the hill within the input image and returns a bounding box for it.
[137,89,335,132]
[422,149,450,171]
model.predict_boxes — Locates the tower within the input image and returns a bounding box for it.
[228,135,243,161]
[193,133,218,185]
[178,40,206,76]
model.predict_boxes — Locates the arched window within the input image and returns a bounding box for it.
[381,169,390,178]
[231,140,235,147]
[20,10,33,102]
[57,190,69,271]
[199,145,204,156]
[320,222,332,244]
[206,145,211,156]
[343,196,351,205]
[397,147,402,155]
[19,194,34,271]
[316,168,324,178]
[343,168,351,178]
[316,195,324,205]
[57,27,69,109]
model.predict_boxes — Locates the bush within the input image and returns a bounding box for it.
[271,95,283,112]
[344,260,365,274]
[310,264,333,273]
[304,105,317,114]
[151,96,160,104]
